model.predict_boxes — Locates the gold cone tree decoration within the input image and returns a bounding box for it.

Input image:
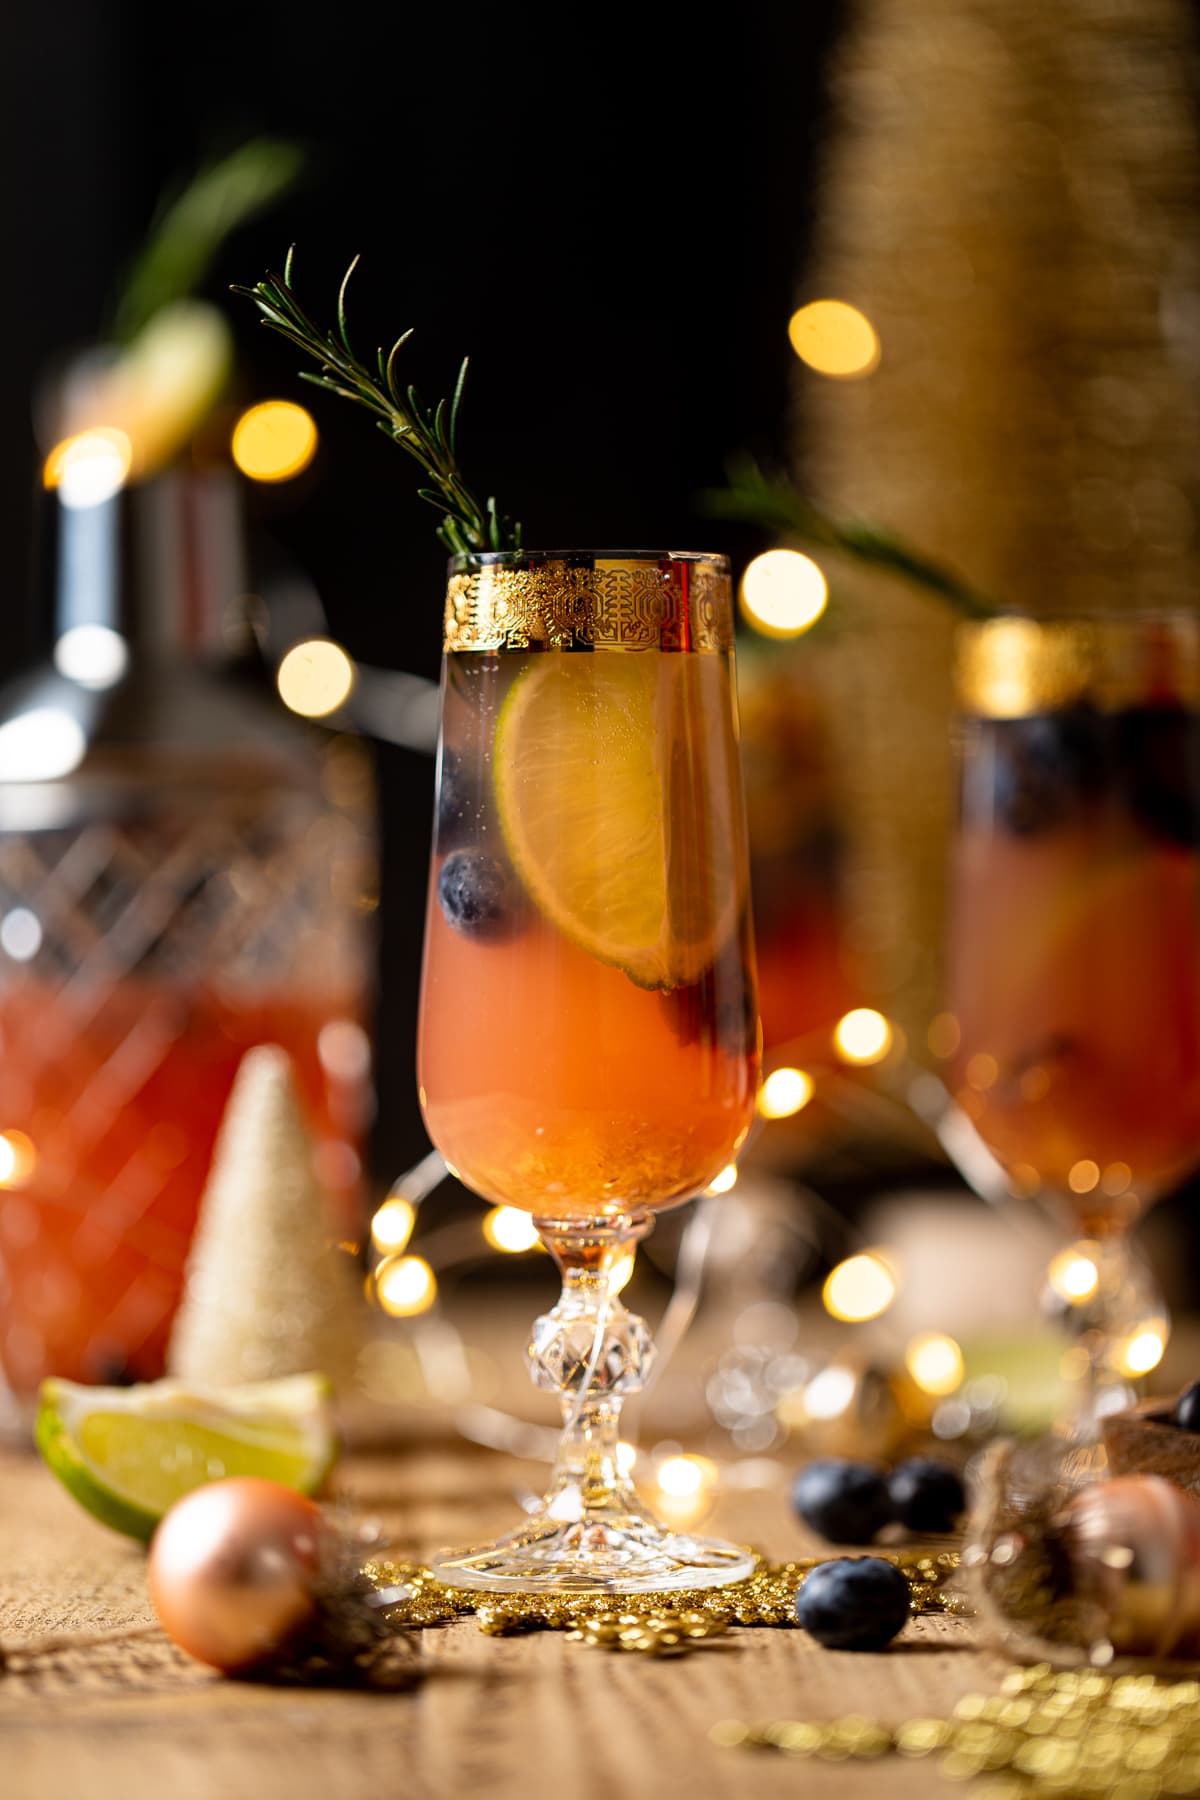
[167,1044,364,1391]
[793,0,1200,1044]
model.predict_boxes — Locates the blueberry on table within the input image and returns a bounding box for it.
[886,1456,966,1534]
[437,850,521,939]
[795,1556,911,1651]
[790,1458,894,1544]
[1174,1383,1200,1431]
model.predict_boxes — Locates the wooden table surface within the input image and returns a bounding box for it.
[0,1383,1004,1800]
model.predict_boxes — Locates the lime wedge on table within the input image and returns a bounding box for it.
[494,654,740,989]
[35,1371,337,1543]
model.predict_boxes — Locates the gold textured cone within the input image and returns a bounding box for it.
[167,1044,364,1390]
[795,0,1200,1041]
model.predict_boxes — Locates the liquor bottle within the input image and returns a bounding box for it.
[0,441,377,1405]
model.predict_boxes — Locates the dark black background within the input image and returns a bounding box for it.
[1,1,848,1186]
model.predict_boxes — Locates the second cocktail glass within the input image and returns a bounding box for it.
[417,550,760,1591]
[946,611,1200,1429]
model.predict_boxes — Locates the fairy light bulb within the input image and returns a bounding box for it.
[276,639,356,719]
[758,1067,815,1120]
[787,299,881,378]
[0,1130,38,1189]
[739,550,828,639]
[822,1251,898,1323]
[44,428,133,506]
[905,1332,965,1396]
[833,1009,893,1065]
[483,1206,540,1253]
[231,401,318,482]
[1047,1244,1101,1305]
[370,1197,416,1255]
[1117,1326,1167,1377]
[375,1254,436,1317]
[657,1456,708,1498]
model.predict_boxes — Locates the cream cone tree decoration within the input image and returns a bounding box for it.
[167,1043,364,1391]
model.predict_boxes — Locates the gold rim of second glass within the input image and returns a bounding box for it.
[954,609,1200,717]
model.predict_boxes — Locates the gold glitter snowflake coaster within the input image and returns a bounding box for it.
[362,1550,964,1656]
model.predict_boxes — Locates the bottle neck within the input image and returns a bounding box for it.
[33,466,249,675]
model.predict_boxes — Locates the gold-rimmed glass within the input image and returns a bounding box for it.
[947,611,1200,1430]
[417,550,760,1591]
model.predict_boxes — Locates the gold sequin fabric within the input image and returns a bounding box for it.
[713,1659,1200,1797]
[363,1550,964,1656]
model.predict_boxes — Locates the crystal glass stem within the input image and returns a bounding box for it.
[1046,1234,1169,1443]
[430,1212,755,1593]
[529,1216,655,1526]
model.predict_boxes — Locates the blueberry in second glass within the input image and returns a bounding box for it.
[1174,1382,1200,1431]
[795,1556,911,1650]
[790,1458,894,1543]
[887,1456,966,1534]
[990,706,1107,836]
[438,850,521,939]
[1114,707,1200,849]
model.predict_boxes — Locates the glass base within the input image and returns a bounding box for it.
[430,1501,756,1594]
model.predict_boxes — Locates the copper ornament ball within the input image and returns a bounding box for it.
[147,1476,324,1673]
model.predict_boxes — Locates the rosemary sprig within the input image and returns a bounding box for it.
[701,454,1001,621]
[232,249,521,555]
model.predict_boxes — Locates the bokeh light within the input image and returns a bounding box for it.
[833,1008,894,1065]
[276,639,356,718]
[1046,1244,1100,1305]
[822,1251,898,1322]
[370,1197,416,1255]
[54,624,129,690]
[656,1454,713,1499]
[483,1205,540,1253]
[1117,1327,1167,1377]
[739,550,828,639]
[1068,1159,1101,1195]
[758,1067,815,1120]
[802,1365,859,1420]
[0,909,42,963]
[0,1131,35,1188]
[43,428,133,507]
[375,1254,436,1317]
[787,299,881,378]
[0,708,87,782]
[905,1331,965,1396]
[231,401,318,482]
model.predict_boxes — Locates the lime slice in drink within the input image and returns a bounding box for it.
[494,654,741,988]
[35,1370,338,1543]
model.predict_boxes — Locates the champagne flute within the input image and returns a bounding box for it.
[946,611,1200,1432]
[417,549,760,1591]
